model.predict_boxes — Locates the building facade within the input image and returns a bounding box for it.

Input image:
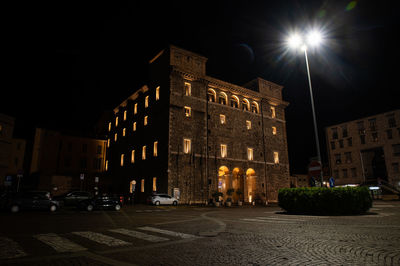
[0,114,15,186]
[30,128,107,195]
[325,110,400,190]
[106,46,290,204]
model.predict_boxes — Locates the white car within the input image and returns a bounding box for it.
[148,194,178,206]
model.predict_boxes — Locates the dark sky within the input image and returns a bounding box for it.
[3,1,399,174]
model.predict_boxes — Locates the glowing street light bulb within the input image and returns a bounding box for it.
[307,30,322,47]
[288,34,302,49]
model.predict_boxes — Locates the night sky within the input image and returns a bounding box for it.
[3,1,399,174]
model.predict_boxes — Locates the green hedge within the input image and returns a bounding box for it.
[278,187,372,215]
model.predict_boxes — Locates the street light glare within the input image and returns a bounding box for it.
[288,34,302,49]
[307,31,322,46]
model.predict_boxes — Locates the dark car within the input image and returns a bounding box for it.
[2,191,59,213]
[54,191,92,207]
[77,194,122,211]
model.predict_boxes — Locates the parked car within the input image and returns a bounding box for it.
[77,194,122,211]
[54,191,92,207]
[147,194,178,206]
[1,191,59,213]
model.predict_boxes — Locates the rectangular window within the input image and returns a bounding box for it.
[387,129,393,139]
[184,106,191,117]
[144,116,148,126]
[145,96,149,108]
[131,150,135,163]
[345,152,352,163]
[114,133,118,142]
[142,146,146,160]
[332,127,338,139]
[342,125,348,138]
[108,122,111,132]
[107,139,110,148]
[221,144,227,158]
[387,114,396,128]
[124,110,127,121]
[273,151,279,164]
[105,160,108,171]
[357,121,365,133]
[184,139,191,154]
[134,103,138,114]
[270,107,276,118]
[272,126,277,135]
[220,114,226,125]
[123,128,126,137]
[247,148,253,161]
[368,118,377,131]
[154,141,158,157]
[347,137,353,147]
[339,139,344,148]
[335,153,341,164]
[97,145,102,154]
[393,144,400,156]
[372,132,378,142]
[393,163,399,173]
[184,82,191,96]
[351,168,357,177]
[342,169,348,178]
[330,141,335,150]
[133,122,136,131]
[120,154,124,166]
[153,177,157,192]
[246,120,251,130]
[360,135,366,144]
[156,86,160,100]
[141,179,145,193]
[115,116,119,127]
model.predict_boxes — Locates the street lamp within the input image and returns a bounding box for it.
[287,30,324,187]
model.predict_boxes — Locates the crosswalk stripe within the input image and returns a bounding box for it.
[109,228,169,242]
[34,233,87,253]
[72,231,131,247]
[138,226,196,239]
[0,237,27,259]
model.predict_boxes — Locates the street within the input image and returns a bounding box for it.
[1,201,400,265]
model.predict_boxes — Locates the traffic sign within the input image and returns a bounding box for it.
[308,161,322,177]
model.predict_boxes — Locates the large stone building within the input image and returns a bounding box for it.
[325,110,400,190]
[106,45,290,204]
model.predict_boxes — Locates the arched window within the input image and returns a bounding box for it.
[231,95,239,108]
[207,88,216,102]
[242,98,250,111]
[219,92,228,105]
[251,101,259,114]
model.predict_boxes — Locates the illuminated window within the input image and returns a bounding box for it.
[107,139,110,148]
[123,128,126,137]
[131,150,135,163]
[153,177,157,192]
[272,126,277,135]
[184,82,191,96]
[251,102,259,114]
[124,110,127,120]
[156,86,160,100]
[133,122,136,131]
[141,179,145,193]
[242,99,250,111]
[247,148,253,161]
[219,92,227,105]
[270,106,276,118]
[144,116,148,126]
[120,154,124,166]
[220,114,226,124]
[274,151,279,164]
[153,141,158,157]
[108,122,111,132]
[134,103,138,114]
[221,144,227,158]
[145,96,149,108]
[184,106,191,117]
[142,146,146,160]
[114,133,117,142]
[115,116,119,127]
[183,138,191,154]
[105,160,108,171]
[231,95,239,108]
[207,88,216,102]
[246,120,251,130]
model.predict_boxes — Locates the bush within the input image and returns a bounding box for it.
[278,187,372,215]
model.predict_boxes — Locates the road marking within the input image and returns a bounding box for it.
[241,218,297,224]
[255,217,306,222]
[138,226,196,239]
[34,233,87,252]
[0,237,27,259]
[72,231,131,247]
[109,228,169,242]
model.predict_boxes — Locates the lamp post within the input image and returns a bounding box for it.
[288,30,324,187]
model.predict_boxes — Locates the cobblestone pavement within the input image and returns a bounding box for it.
[1,201,400,265]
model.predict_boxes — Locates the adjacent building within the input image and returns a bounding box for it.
[106,45,290,204]
[325,110,400,190]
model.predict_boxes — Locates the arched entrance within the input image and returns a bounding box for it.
[246,168,256,203]
[218,166,229,200]
[232,168,244,202]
